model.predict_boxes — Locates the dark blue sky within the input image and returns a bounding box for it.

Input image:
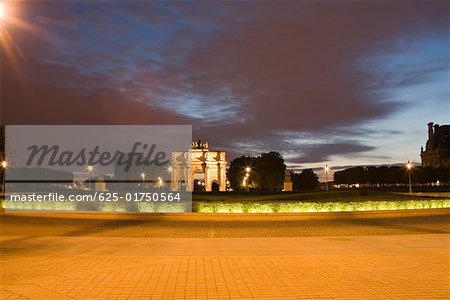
[1,1,449,170]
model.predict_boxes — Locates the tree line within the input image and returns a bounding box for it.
[227,152,319,191]
[333,166,450,185]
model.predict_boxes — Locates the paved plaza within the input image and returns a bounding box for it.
[0,212,449,299]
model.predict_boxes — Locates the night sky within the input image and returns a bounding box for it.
[1,1,449,171]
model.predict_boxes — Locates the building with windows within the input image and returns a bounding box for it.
[421,122,450,168]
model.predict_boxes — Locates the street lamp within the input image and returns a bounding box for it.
[138,172,146,190]
[1,160,7,196]
[406,161,413,194]
[86,165,94,189]
[324,164,330,191]
[243,167,251,190]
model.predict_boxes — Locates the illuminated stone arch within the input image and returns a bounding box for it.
[171,141,227,192]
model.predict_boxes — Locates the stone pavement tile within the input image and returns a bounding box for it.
[3,253,448,299]
[1,235,449,299]
[0,288,27,300]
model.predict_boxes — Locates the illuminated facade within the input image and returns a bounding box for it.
[171,141,227,192]
[421,122,450,168]
[283,170,293,192]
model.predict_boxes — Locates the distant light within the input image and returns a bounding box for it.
[1,161,7,169]
[324,164,330,173]
[140,173,146,179]
[87,165,94,172]
[406,161,413,170]
[0,3,5,20]
[167,166,173,173]
[245,167,251,173]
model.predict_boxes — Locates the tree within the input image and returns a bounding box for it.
[227,156,256,190]
[227,152,286,191]
[292,169,319,191]
[252,152,286,191]
[333,165,450,185]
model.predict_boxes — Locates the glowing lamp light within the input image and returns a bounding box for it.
[167,166,173,173]
[1,161,7,169]
[140,173,146,180]
[324,165,330,173]
[406,161,413,170]
[87,165,94,172]
[245,167,251,173]
[0,3,5,20]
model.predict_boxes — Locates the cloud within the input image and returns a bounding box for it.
[286,142,376,164]
[1,59,192,125]
[1,1,448,165]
